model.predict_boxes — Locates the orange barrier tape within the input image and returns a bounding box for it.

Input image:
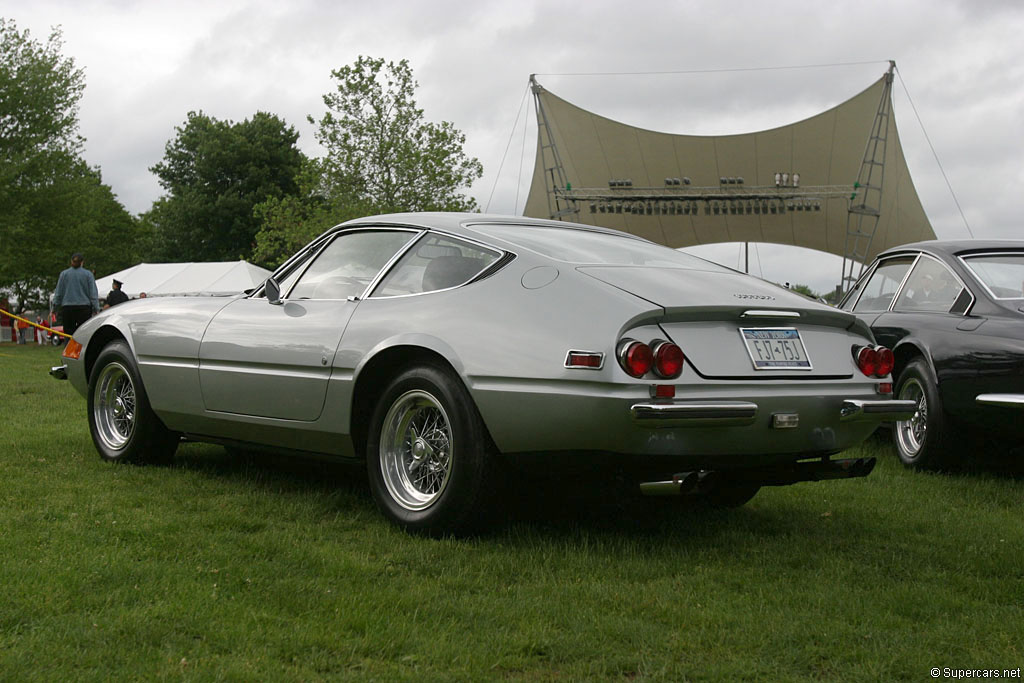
[0,308,72,339]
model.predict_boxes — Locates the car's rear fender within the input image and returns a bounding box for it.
[343,337,475,457]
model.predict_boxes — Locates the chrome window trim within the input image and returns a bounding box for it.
[958,251,1024,301]
[887,253,921,311]
[251,232,334,300]
[353,229,431,300]
[275,235,333,298]
[366,230,507,300]
[892,253,975,316]
[840,260,879,311]
[282,227,423,301]
[848,254,919,314]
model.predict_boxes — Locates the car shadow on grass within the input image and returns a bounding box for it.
[169,441,372,502]
[161,441,870,544]
[867,427,1024,480]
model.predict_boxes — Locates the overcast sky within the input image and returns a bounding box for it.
[4,0,1022,292]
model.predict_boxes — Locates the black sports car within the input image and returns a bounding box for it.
[840,240,1024,468]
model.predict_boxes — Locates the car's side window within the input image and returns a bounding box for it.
[893,257,964,313]
[371,234,501,297]
[287,230,416,300]
[851,256,915,313]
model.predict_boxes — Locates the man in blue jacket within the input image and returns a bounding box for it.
[52,252,99,336]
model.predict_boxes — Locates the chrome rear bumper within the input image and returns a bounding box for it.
[630,401,757,427]
[838,399,916,422]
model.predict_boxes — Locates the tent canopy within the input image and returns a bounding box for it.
[96,261,272,299]
[524,70,935,264]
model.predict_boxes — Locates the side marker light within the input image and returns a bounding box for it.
[63,339,83,360]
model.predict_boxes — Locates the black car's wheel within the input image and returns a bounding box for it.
[88,341,179,464]
[892,358,953,469]
[366,364,496,535]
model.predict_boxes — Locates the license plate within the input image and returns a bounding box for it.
[739,327,813,370]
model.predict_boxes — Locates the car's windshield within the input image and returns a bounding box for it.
[470,223,731,271]
[961,253,1024,299]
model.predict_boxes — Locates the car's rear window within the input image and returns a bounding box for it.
[470,224,731,271]
[961,252,1024,299]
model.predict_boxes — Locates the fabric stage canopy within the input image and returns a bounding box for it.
[524,69,935,264]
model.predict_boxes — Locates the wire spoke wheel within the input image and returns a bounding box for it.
[895,377,927,457]
[93,361,137,451]
[891,358,954,470]
[379,390,454,511]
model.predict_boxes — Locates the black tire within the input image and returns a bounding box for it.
[892,357,953,469]
[366,364,496,535]
[87,341,179,464]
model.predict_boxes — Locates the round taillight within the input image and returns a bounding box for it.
[855,345,879,377]
[875,346,895,377]
[618,340,653,378]
[652,341,684,379]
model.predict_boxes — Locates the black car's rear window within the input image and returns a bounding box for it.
[961,253,1024,299]
[470,224,730,271]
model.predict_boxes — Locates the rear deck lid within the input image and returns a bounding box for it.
[579,266,865,378]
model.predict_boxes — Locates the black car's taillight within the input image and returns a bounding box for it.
[853,344,895,378]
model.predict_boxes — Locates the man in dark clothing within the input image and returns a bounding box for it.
[52,252,99,336]
[105,279,129,308]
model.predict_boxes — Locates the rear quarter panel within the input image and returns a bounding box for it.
[333,251,658,450]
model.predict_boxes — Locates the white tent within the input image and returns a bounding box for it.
[96,261,272,299]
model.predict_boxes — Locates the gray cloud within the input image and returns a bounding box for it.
[4,0,1023,289]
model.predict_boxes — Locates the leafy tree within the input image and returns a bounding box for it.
[0,19,84,165]
[820,286,844,306]
[254,56,482,264]
[0,19,138,311]
[251,157,371,265]
[147,111,303,263]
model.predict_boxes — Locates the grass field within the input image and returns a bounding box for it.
[1,342,1022,681]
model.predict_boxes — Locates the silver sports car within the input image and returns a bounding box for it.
[53,213,913,533]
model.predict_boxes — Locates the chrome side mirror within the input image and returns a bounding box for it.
[265,277,283,305]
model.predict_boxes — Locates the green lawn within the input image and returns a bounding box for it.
[1,343,1021,681]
